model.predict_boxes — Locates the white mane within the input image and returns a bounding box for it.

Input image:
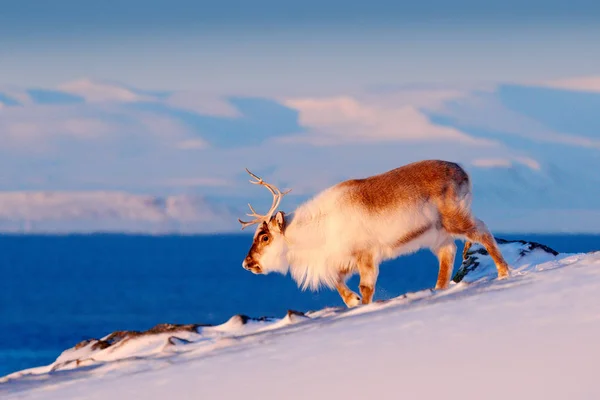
[284,186,369,290]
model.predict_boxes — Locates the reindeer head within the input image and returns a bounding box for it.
[238,169,291,276]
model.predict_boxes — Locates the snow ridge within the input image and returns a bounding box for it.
[0,192,238,233]
[0,239,600,393]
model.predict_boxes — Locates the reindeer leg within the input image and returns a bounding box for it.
[433,239,457,290]
[462,241,472,260]
[356,252,379,304]
[442,212,510,280]
[335,274,361,308]
[466,218,510,279]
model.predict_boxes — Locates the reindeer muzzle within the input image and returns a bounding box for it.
[242,259,263,274]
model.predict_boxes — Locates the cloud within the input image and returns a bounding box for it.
[133,113,197,141]
[514,156,541,170]
[471,156,540,170]
[3,79,600,233]
[471,158,513,168]
[429,88,600,150]
[163,177,231,187]
[0,102,199,152]
[58,79,155,103]
[175,139,209,150]
[537,76,600,93]
[0,92,22,106]
[279,96,497,146]
[165,92,241,117]
[26,89,84,105]
[0,107,118,151]
[0,87,35,106]
[6,118,110,139]
[359,83,491,111]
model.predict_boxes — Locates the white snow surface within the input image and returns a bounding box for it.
[2,242,600,399]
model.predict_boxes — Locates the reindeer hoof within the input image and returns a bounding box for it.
[345,294,361,308]
[497,265,512,280]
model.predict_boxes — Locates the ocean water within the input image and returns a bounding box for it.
[1,233,599,377]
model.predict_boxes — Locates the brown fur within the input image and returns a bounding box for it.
[466,229,510,278]
[337,160,508,301]
[335,273,361,307]
[338,160,469,213]
[393,223,434,248]
[244,221,273,273]
[354,251,378,304]
[434,241,457,289]
[440,211,509,278]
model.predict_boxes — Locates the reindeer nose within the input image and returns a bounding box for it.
[242,257,262,274]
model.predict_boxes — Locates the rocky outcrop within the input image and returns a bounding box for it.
[44,312,302,373]
[453,238,560,283]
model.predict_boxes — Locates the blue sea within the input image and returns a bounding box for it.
[1,233,599,377]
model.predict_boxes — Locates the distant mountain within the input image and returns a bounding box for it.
[1,78,600,233]
[0,192,239,234]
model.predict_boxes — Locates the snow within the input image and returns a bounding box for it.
[57,79,154,103]
[2,240,599,399]
[280,96,494,146]
[4,79,600,233]
[0,192,239,233]
[538,75,600,93]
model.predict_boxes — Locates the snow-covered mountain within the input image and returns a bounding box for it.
[0,192,239,234]
[2,78,600,233]
[2,238,599,399]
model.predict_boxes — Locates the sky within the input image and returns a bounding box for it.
[1,0,600,233]
[2,0,600,93]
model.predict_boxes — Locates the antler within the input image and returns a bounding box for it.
[238,168,291,230]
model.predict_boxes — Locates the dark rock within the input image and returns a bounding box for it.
[452,237,560,283]
[69,315,279,355]
[90,340,111,351]
[145,323,204,335]
[286,310,305,318]
[73,339,95,350]
[167,336,192,346]
[237,314,277,324]
[71,324,209,353]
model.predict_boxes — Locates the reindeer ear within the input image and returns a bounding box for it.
[274,211,286,232]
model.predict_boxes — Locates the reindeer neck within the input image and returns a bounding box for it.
[281,212,295,245]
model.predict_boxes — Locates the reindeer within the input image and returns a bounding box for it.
[238,160,510,308]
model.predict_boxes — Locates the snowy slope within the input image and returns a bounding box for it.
[2,239,599,399]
